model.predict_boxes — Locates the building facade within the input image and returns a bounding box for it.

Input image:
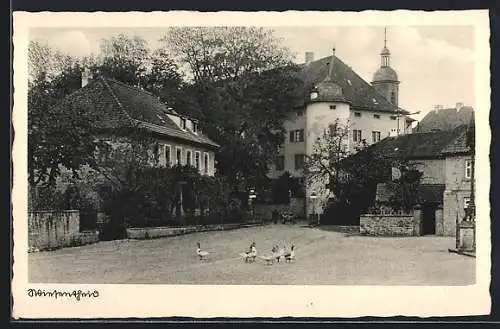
[268,33,416,217]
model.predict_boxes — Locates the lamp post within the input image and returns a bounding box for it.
[395,109,421,136]
[248,188,257,220]
[310,192,319,226]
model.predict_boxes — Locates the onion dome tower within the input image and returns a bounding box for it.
[372,28,400,106]
[309,48,350,104]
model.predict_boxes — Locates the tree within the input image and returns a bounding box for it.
[161,27,303,190]
[305,119,353,201]
[28,60,98,187]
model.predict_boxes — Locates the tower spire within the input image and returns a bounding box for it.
[384,27,387,48]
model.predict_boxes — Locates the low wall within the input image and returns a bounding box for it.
[320,225,360,234]
[126,222,264,240]
[73,231,100,246]
[29,210,80,250]
[360,214,420,236]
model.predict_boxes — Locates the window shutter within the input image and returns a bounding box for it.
[289,131,294,142]
[299,130,304,142]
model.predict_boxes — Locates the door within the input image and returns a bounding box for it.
[421,204,436,235]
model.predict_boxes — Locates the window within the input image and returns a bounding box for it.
[329,105,337,110]
[192,122,198,133]
[372,131,381,143]
[204,153,209,174]
[373,114,381,119]
[353,129,362,142]
[157,144,165,166]
[195,151,201,170]
[186,150,192,166]
[289,129,305,143]
[294,154,305,170]
[354,112,361,117]
[465,159,472,179]
[180,118,187,130]
[275,156,285,171]
[159,144,172,167]
[176,147,182,165]
[464,197,471,210]
[391,91,396,104]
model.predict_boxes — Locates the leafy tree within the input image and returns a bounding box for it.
[161,27,303,190]
[304,119,353,201]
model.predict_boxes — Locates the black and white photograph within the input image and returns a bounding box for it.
[12,10,490,318]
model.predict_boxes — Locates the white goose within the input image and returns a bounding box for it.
[240,242,257,263]
[284,244,296,263]
[196,242,209,260]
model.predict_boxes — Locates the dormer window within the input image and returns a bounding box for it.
[180,118,187,130]
[192,122,198,133]
[329,105,336,110]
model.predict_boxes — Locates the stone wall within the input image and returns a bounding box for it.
[360,213,420,236]
[28,210,100,251]
[126,221,264,239]
[29,210,80,250]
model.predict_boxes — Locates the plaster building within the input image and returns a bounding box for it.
[268,30,417,217]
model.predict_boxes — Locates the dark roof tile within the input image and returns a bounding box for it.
[297,55,400,113]
[415,106,474,133]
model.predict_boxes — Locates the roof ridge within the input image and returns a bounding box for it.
[100,76,135,124]
[318,54,398,111]
[102,76,159,97]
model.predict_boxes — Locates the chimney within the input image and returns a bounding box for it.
[305,52,314,64]
[433,104,443,113]
[81,68,92,88]
[456,102,464,111]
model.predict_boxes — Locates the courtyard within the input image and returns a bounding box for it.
[28,224,475,285]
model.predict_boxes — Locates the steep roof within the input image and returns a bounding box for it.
[297,55,400,113]
[60,76,219,150]
[414,106,474,133]
[344,125,470,166]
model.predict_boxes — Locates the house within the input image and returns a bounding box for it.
[348,122,474,236]
[268,30,418,217]
[414,103,474,133]
[60,72,220,175]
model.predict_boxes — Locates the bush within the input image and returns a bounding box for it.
[321,200,360,225]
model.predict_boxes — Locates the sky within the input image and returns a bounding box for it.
[29,26,475,122]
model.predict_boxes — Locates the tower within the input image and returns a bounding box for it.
[372,28,400,107]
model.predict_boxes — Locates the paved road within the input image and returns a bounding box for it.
[28,224,475,285]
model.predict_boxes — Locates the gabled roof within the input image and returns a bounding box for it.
[297,55,400,113]
[344,125,470,166]
[376,183,445,204]
[414,106,474,133]
[59,76,219,149]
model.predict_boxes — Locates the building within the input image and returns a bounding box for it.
[348,122,474,236]
[62,73,220,175]
[268,30,417,217]
[414,103,474,133]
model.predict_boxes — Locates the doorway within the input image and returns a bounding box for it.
[421,204,437,235]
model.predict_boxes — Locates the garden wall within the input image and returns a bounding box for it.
[28,210,99,251]
[126,221,264,239]
[359,213,421,236]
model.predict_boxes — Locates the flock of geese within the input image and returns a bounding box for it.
[196,242,296,265]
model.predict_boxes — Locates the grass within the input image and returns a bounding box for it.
[29,224,475,285]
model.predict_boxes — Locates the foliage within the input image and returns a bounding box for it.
[304,119,352,200]
[28,66,101,186]
[387,166,423,211]
[161,27,303,190]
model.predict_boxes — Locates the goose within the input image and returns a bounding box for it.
[196,242,209,260]
[275,245,285,263]
[284,245,295,263]
[240,242,257,263]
